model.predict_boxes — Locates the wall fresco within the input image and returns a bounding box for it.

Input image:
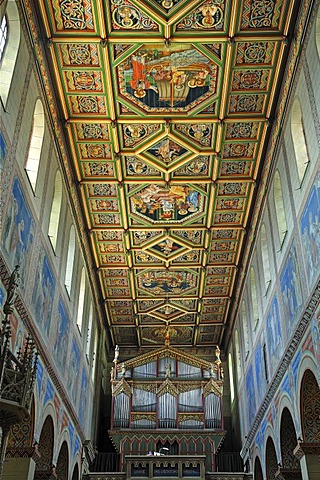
[0,130,7,174]
[300,171,320,289]
[32,250,56,337]
[78,367,88,428]
[311,305,320,371]
[266,295,282,376]
[2,177,35,287]
[254,338,267,404]
[68,337,81,405]
[246,363,256,428]
[280,242,303,338]
[53,298,70,377]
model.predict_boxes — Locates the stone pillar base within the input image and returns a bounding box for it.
[294,442,320,480]
[2,456,36,480]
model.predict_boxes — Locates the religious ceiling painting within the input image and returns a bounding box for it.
[141,325,194,346]
[128,184,207,225]
[115,43,220,114]
[136,269,199,296]
[35,0,297,347]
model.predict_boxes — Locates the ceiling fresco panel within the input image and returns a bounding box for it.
[48,0,97,33]
[239,0,286,32]
[56,43,101,68]
[173,123,216,148]
[175,0,229,34]
[107,0,160,32]
[34,0,298,347]
[114,43,220,115]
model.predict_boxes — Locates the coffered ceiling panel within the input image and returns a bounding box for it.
[35,0,296,348]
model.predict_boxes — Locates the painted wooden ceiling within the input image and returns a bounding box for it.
[35,0,296,348]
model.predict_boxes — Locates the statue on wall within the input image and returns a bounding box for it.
[113,344,119,363]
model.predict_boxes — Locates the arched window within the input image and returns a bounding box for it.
[86,302,93,358]
[291,98,309,183]
[273,171,288,247]
[250,267,259,330]
[91,328,98,381]
[0,15,8,61]
[0,1,20,107]
[56,442,69,479]
[25,99,45,190]
[241,301,250,359]
[234,329,242,381]
[265,437,278,479]
[254,457,263,480]
[263,343,269,383]
[65,225,75,295]
[228,352,235,403]
[48,170,62,251]
[261,224,271,289]
[316,7,320,58]
[77,267,86,332]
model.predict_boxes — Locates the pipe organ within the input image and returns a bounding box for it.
[109,345,225,472]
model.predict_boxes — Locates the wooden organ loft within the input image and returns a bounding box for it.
[108,338,225,473]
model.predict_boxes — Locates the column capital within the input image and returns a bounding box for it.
[275,466,303,480]
[5,446,40,462]
[293,442,320,460]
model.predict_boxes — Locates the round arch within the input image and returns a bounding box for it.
[279,407,302,476]
[300,369,320,442]
[265,437,278,479]
[56,440,69,480]
[71,463,80,480]
[35,400,57,443]
[0,0,21,106]
[290,97,309,183]
[277,392,297,435]
[254,455,263,480]
[36,415,54,472]
[25,98,45,190]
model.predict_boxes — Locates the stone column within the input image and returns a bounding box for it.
[294,442,320,480]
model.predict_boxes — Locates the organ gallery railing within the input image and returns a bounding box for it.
[0,266,38,476]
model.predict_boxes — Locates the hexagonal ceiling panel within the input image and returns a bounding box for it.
[29,0,298,349]
[116,43,219,114]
